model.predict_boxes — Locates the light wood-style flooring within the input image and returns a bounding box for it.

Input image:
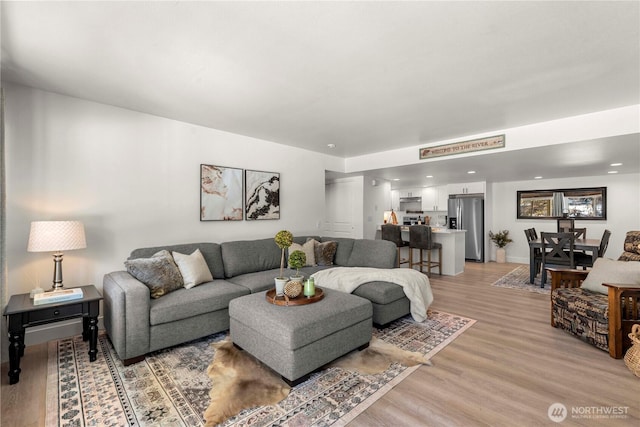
[350,262,640,426]
[2,262,639,426]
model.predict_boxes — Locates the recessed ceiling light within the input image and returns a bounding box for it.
[610,162,622,167]
[392,178,400,181]
[426,175,433,178]
[327,143,336,149]
[467,170,476,174]
[608,170,618,174]
[534,176,543,179]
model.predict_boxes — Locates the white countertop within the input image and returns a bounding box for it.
[431,228,466,234]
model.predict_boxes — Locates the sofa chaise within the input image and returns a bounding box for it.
[103,236,412,364]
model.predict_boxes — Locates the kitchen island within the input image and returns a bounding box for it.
[376,226,466,276]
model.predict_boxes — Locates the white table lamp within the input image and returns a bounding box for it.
[27,221,87,290]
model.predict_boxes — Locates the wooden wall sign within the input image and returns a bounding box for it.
[419,134,505,159]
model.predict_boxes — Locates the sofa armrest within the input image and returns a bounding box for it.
[547,268,589,292]
[103,271,151,362]
[603,283,640,358]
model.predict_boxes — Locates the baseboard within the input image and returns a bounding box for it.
[507,256,528,265]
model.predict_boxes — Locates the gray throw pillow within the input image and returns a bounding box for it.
[125,250,184,298]
[580,257,640,295]
[309,239,338,266]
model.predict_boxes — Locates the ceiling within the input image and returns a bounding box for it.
[2,1,639,187]
[327,134,639,189]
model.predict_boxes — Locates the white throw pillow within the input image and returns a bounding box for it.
[172,248,214,289]
[289,240,316,266]
[580,257,640,295]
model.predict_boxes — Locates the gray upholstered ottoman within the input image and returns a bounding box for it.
[229,288,373,385]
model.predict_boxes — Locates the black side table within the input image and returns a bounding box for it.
[3,285,102,385]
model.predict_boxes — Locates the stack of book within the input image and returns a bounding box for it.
[33,288,84,305]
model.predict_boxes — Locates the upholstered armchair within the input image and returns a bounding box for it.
[618,230,640,261]
[548,259,640,358]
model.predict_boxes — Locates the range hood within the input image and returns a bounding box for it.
[399,196,422,203]
[399,196,422,212]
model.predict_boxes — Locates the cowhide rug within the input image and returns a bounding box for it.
[331,336,432,374]
[203,337,432,426]
[204,340,290,426]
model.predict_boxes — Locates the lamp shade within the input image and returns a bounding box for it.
[27,221,87,252]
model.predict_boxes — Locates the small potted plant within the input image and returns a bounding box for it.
[288,250,306,282]
[274,230,294,295]
[489,230,513,263]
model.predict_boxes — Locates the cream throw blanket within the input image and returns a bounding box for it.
[310,267,433,322]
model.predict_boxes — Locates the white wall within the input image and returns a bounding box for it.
[362,176,391,240]
[3,83,342,351]
[489,173,640,263]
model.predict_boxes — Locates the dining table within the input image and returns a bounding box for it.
[528,237,601,283]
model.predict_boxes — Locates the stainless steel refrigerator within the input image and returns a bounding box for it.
[448,195,484,262]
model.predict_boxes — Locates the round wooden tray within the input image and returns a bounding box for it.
[265,287,324,306]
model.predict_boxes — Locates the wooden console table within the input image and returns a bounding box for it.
[3,285,102,384]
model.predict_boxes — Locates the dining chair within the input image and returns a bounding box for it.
[524,228,542,277]
[572,228,587,239]
[409,225,442,275]
[541,232,575,288]
[381,224,409,268]
[571,228,587,256]
[557,218,575,232]
[575,229,611,269]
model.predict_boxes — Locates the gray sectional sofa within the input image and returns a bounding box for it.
[103,236,411,364]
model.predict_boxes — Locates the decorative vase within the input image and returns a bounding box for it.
[274,277,288,296]
[496,248,506,263]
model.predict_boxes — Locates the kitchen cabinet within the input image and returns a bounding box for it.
[422,185,448,211]
[398,188,422,198]
[391,190,400,211]
[447,181,485,196]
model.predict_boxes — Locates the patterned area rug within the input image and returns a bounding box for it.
[46,310,475,426]
[491,265,550,294]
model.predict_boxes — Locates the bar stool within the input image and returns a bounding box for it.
[409,225,442,275]
[381,224,409,267]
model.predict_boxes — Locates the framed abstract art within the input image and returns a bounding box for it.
[200,164,243,221]
[245,169,280,220]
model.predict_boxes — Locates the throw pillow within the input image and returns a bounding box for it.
[125,250,184,298]
[289,240,316,266]
[309,239,338,266]
[580,257,640,295]
[172,248,214,289]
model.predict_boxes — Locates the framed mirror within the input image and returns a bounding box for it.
[517,187,606,220]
